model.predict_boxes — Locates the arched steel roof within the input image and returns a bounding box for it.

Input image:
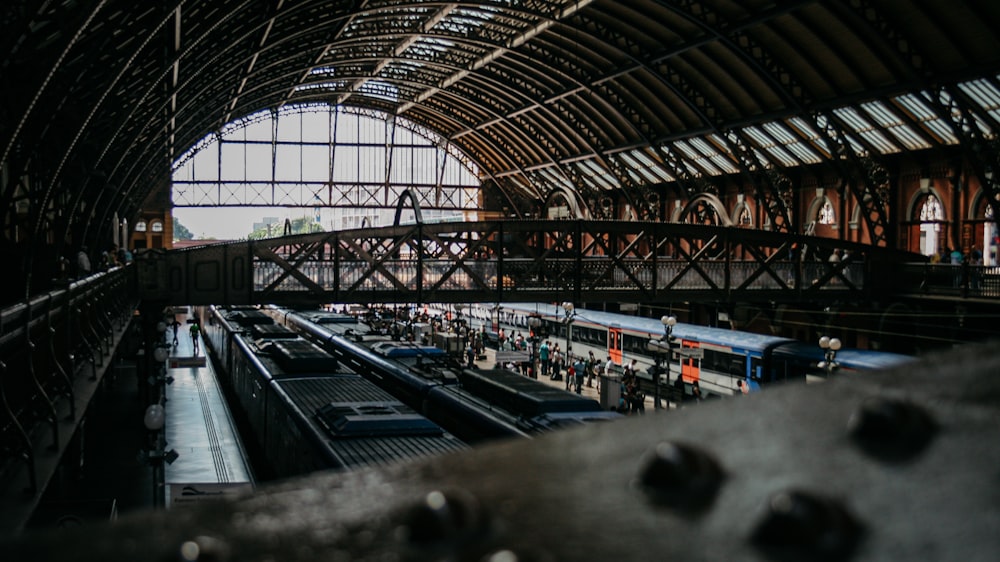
[3,0,1000,250]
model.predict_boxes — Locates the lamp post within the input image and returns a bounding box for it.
[143,344,178,509]
[818,335,842,377]
[646,315,677,410]
[562,302,576,361]
[527,314,542,379]
[454,304,466,346]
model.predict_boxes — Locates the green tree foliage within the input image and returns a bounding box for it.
[173,219,194,241]
[249,217,325,239]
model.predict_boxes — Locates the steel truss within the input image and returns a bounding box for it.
[145,220,915,307]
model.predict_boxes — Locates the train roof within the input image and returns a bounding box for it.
[225,308,274,326]
[252,337,343,375]
[771,341,916,371]
[273,376,467,468]
[370,341,447,359]
[300,312,359,325]
[249,323,297,340]
[458,368,604,417]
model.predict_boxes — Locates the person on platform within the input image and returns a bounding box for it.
[586,351,597,388]
[170,319,181,347]
[538,340,550,378]
[573,356,587,394]
[76,246,91,278]
[189,321,201,355]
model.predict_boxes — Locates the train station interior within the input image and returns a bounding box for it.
[2,2,999,560]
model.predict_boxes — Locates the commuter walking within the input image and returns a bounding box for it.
[190,321,201,355]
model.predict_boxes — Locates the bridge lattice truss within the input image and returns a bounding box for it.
[140,221,915,306]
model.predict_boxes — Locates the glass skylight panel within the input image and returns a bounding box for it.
[625,149,674,182]
[759,143,798,167]
[577,159,618,190]
[690,136,739,173]
[762,122,822,164]
[623,157,653,185]
[441,11,491,36]
[408,36,458,60]
[673,139,721,176]
[908,92,958,144]
[832,106,900,154]
[357,81,400,103]
[957,79,1000,135]
[731,127,792,167]
[742,126,775,149]
[895,93,959,144]
[860,101,931,151]
[294,82,340,93]
[618,152,662,183]
[958,78,1000,114]
[535,166,573,190]
[786,116,822,141]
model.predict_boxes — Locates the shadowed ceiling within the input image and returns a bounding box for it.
[3,0,1000,253]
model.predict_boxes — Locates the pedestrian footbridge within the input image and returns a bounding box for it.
[135,220,933,307]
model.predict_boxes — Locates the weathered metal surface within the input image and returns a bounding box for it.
[3,340,997,561]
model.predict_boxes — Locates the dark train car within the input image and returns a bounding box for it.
[269,307,621,443]
[200,306,466,479]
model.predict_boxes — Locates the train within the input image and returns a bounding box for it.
[263,307,622,444]
[196,306,467,480]
[460,302,917,399]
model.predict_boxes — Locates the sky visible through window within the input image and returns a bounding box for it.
[172,105,480,239]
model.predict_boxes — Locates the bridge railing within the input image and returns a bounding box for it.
[150,220,920,306]
[895,263,1000,298]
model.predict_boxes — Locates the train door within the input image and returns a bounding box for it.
[679,341,701,383]
[749,354,763,388]
[608,326,623,365]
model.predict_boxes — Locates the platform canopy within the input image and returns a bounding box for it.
[3,1,1000,248]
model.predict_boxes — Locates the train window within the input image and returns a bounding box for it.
[729,357,745,377]
[623,334,645,354]
[700,349,745,376]
[700,349,719,371]
[589,327,601,344]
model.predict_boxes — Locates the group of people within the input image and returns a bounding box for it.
[167,316,201,355]
[928,246,985,290]
[72,244,133,278]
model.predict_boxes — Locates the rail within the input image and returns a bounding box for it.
[141,220,924,306]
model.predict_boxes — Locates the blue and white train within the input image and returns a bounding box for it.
[467,303,916,398]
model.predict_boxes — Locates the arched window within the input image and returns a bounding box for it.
[737,205,752,226]
[818,200,836,225]
[977,194,998,266]
[150,220,164,233]
[136,220,147,232]
[918,194,944,256]
[171,104,481,237]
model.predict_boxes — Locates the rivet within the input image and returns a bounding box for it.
[848,396,936,461]
[178,536,231,562]
[404,489,488,546]
[635,441,724,512]
[479,547,554,562]
[751,490,864,561]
